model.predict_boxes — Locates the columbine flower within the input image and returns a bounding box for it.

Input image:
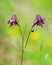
[8,15,19,26]
[33,15,45,27]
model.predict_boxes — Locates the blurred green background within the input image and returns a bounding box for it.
[0,0,52,65]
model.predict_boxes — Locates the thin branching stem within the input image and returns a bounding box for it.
[18,25,24,65]
[24,26,33,48]
[20,26,33,65]
[19,24,33,65]
[20,23,27,65]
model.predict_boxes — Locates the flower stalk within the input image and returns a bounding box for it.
[18,25,24,65]
[7,14,45,65]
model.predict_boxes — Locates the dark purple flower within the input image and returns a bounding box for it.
[33,15,45,27]
[8,15,19,26]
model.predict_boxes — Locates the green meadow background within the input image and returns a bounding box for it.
[0,0,52,65]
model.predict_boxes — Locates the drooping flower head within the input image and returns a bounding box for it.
[8,15,19,26]
[33,15,45,27]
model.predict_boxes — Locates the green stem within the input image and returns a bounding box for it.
[40,43,42,65]
[20,26,33,60]
[20,26,33,65]
[21,23,27,65]
[24,26,33,48]
[21,36,24,65]
[19,24,33,65]
[19,23,28,65]
[18,25,24,65]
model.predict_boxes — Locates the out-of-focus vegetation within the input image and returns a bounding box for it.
[0,0,52,65]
